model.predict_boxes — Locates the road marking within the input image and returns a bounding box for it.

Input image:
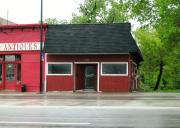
[0,105,180,109]
[0,121,91,125]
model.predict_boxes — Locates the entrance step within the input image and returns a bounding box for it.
[76,89,97,93]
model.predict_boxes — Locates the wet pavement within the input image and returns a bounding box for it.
[0,92,180,107]
[0,106,180,128]
[0,92,180,128]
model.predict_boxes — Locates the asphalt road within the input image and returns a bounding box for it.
[0,92,180,128]
[0,106,180,128]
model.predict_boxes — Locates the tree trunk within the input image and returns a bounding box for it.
[154,61,164,91]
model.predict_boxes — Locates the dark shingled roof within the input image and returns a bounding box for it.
[44,23,143,61]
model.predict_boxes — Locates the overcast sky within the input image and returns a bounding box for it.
[0,0,84,24]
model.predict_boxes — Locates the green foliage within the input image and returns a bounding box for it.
[71,0,131,23]
[134,29,165,89]
[45,18,68,24]
[132,0,180,90]
[164,42,180,89]
[71,0,105,23]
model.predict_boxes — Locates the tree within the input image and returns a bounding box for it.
[134,29,167,90]
[71,0,131,23]
[131,0,180,90]
[164,42,180,89]
[45,18,68,24]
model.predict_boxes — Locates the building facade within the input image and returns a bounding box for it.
[0,23,142,93]
[44,24,142,92]
[0,24,46,92]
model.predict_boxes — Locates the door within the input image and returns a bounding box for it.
[84,65,97,89]
[75,65,85,90]
[5,63,16,90]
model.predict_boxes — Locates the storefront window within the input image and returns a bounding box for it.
[5,55,15,61]
[15,55,21,61]
[5,55,21,61]
[0,55,4,61]
[6,64,14,81]
[0,64,2,83]
[101,62,128,76]
[48,63,72,75]
[17,64,21,82]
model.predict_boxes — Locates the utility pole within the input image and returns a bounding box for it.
[7,10,9,25]
[40,0,43,93]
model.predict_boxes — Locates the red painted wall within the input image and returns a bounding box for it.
[0,83,3,90]
[47,54,131,92]
[47,55,129,62]
[0,24,47,92]
[21,53,40,92]
[100,76,129,92]
[47,76,73,91]
[0,24,46,43]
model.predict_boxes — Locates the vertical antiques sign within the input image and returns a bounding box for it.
[0,42,41,51]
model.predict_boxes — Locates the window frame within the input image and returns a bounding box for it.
[47,62,73,76]
[101,62,128,76]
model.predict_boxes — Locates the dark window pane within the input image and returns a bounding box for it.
[16,55,21,61]
[17,64,21,82]
[0,55,4,61]
[48,64,71,74]
[102,63,127,75]
[0,64,2,82]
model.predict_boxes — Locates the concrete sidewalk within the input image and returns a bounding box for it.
[0,91,180,99]
[0,91,180,107]
[0,90,179,97]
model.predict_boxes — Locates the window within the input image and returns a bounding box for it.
[48,63,72,75]
[15,55,21,61]
[17,64,21,82]
[5,55,15,61]
[5,55,21,61]
[101,62,128,76]
[0,64,2,83]
[0,55,4,61]
[6,64,15,81]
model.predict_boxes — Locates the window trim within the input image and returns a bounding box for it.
[47,62,73,76]
[101,62,128,76]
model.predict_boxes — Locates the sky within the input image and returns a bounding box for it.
[0,0,84,24]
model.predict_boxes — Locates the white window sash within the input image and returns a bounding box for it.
[101,62,128,76]
[47,62,73,75]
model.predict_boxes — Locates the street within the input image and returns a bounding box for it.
[0,92,180,128]
[0,106,180,128]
